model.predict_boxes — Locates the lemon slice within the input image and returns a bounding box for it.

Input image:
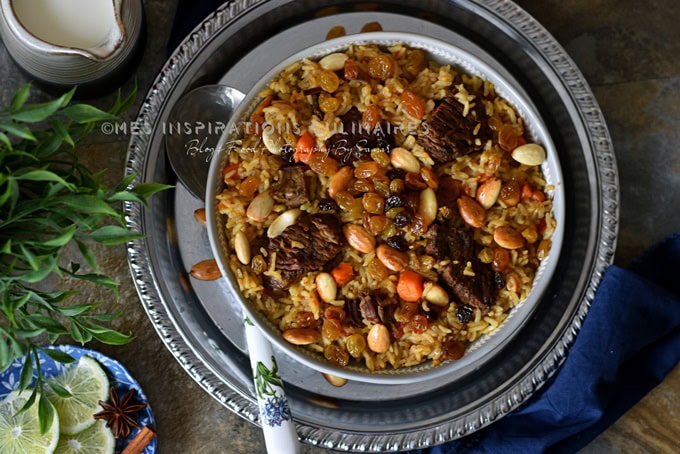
[0,390,60,454]
[45,356,109,435]
[54,420,114,454]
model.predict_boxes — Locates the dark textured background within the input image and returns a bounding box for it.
[0,1,678,452]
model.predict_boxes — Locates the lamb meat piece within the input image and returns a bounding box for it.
[358,292,380,324]
[325,108,395,164]
[270,166,309,207]
[426,224,476,261]
[417,96,490,164]
[436,175,464,210]
[440,261,497,312]
[263,213,343,289]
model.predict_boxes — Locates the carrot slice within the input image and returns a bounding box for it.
[330,262,354,286]
[396,269,423,302]
[294,131,316,163]
[222,163,240,180]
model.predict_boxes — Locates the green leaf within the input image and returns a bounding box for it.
[0,337,9,371]
[42,224,77,247]
[51,120,74,147]
[16,169,76,191]
[107,191,146,205]
[59,195,119,217]
[70,273,118,296]
[57,302,99,317]
[131,183,174,200]
[11,96,65,123]
[47,380,72,398]
[69,322,85,344]
[58,87,77,108]
[9,83,31,112]
[27,315,68,335]
[75,239,98,272]
[18,243,40,271]
[86,225,144,245]
[0,131,12,151]
[114,173,137,192]
[18,355,34,391]
[0,122,36,141]
[0,177,17,207]
[88,328,133,345]
[38,393,55,434]
[39,348,75,364]
[15,386,38,416]
[60,104,118,123]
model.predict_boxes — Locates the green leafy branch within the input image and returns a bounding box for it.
[0,83,171,432]
[254,356,284,399]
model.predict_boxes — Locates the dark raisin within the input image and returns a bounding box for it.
[393,213,410,228]
[456,305,474,323]
[386,168,406,180]
[303,87,322,96]
[318,198,339,212]
[494,271,506,290]
[281,144,296,164]
[384,194,405,210]
[386,235,409,252]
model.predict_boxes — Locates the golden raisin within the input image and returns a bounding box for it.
[238,176,260,198]
[362,192,385,215]
[324,343,349,366]
[355,161,380,179]
[499,180,521,207]
[498,124,519,151]
[318,70,340,93]
[362,105,381,131]
[322,319,342,341]
[308,152,339,176]
[326,25,346,40]
[492,247,511,272]
[295,311,318,328]
[344,58,359,80]
[368,55,395,80]
[360,21,383,32]
[399,90,425,119]
[318,93,340,113]
[410,314,429,334]
[345,333,367,358]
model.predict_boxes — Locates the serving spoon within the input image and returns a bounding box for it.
[165,85,301,454]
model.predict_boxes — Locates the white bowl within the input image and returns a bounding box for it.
[206,32,565,384]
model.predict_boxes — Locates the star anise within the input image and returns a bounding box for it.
[93,387,147,438]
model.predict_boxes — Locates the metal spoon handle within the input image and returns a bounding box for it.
[244,318,300,454]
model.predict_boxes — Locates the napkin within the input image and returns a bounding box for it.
[411,231,680,453]
[167,4,680,452]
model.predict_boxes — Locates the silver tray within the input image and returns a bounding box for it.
[124,0,618,451]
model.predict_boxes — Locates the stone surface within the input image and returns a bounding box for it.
[0,1,678,453]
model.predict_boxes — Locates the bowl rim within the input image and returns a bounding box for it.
[205,31,565,385]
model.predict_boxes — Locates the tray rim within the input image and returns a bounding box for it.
[123,0,619,450]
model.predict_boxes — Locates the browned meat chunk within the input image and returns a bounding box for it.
[417,96,490,164]
[325,108,395,164]
[436,175,464,210]
[263,213,343,290]
[426,224,475,261]
[359,293,380,324]
[270,166,309,207]
[440,261,496,312]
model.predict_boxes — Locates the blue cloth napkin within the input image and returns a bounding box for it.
[411,231,680,453]
[167,4,680,452]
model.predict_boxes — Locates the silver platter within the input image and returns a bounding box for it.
[124,0,618,451]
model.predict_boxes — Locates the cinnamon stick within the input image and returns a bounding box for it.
[121,425,156,454]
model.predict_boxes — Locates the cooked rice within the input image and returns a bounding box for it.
[216,43,556,372]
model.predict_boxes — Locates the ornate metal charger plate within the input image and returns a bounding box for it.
[123,0,618,451]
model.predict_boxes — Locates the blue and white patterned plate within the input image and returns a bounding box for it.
[0,345,156,453]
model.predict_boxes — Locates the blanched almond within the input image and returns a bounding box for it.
[267,208,301,238]
[234,231,251,265]
[511,143,546,166]
[329,166,354,198]
[319,53,349,71]
[476,177,501,209]
[282,328,321,345]
[390,147,421,174]
[322,373,348,387]
[246,191,274,222]
[190,259,221,280]
[367,323,390,353]
[343,224,375,253]
[423,282,449,306]
[315,272,337,303]
[493,226,525,249]
[418,188,438,226]
[376,244,409,272]
[457,195,486,228]
[262,127,283,155]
